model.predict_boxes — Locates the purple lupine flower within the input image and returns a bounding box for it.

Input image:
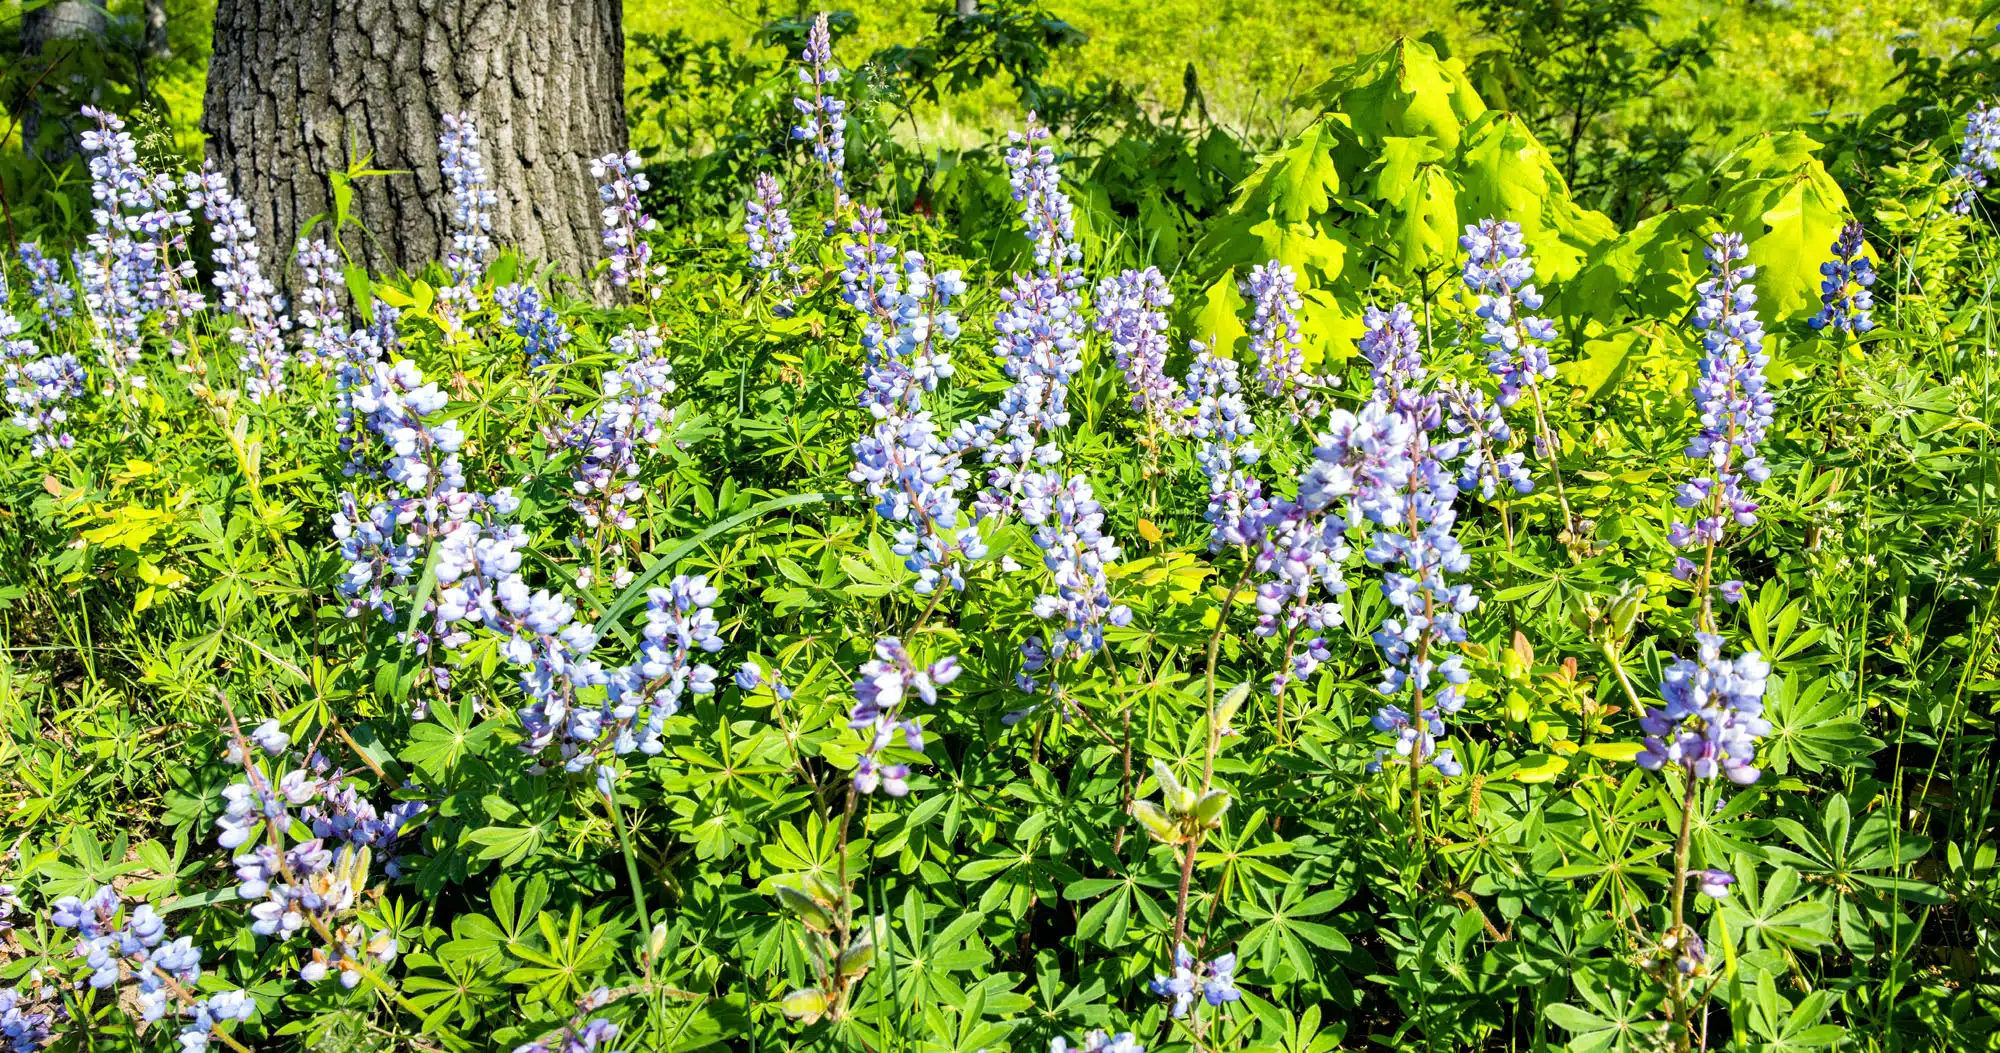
[1243,261,1328,419]
[1460,218,1559,407]
[0,980,63,1051]
[495,283,574,369]
[16,242,75,319]
[838,208,966,415]
[1094,267,1188,437]
[436,112,496,328]
[1007,474,1130,719]
[791,13,847,199]
[185,168,291,401]
[1050,1034,1145,1053]
[294,238,345,366]
[1358,301,1425,398]
[1147,945,1242,1018]
[1952,100,2000,215]
[849,409,985,594]
[746,172,798,274]
[1185,342,1266,550]
[1668,233,1773,591]
[593,573,721,758]
[216,739,416,986]
[849,637,959,796]
[592,150,658,296]
[1436,379,1531,500]
[1635,632,1770,785]
[3,299,85,457]
[1809,221,1875,336]
[512,1014,623,1053]
[961,117,1087,523]
[49,885,254,1049]
[545,327,677,530]
[76,108,156,390]
[1696,868,1736,899]
[1340,310,1478,779]
[1251,483,1350,696]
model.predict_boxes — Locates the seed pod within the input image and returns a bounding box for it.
[1609,587,1645,639]
[1152,759,1196,814]
[1192,788,1231,827]
[1132,800,1179,843]
[782,986,831,1022]
[777,884,835,933]
[837,934,875,978]
[1215,682,1251,731]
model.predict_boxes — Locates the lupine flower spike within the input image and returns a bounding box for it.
[1952,100,2000,216]
[1668,232,1772,616]
[436,112,497,330]
[1810,221,1875,337]
[592,150,660,298]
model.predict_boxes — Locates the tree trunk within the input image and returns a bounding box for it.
[138,0,170,98]
[20,0,107,164]
[201,0,626,281]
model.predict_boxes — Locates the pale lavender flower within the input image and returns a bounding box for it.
[592,150,658,295]
[185,167,292,401]
[437,112,497,328]
[1635,632,1770,785]
[1094,267,1188,437]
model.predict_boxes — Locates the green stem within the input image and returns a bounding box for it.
[606,790,655,936]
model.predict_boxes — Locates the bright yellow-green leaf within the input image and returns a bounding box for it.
[1509,754,1570,783]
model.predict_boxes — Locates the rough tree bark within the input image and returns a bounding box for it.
[201,0,627,280]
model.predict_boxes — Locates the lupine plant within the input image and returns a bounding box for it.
[1,23,1996,1053]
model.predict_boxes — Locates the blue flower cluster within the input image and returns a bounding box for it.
[495,282,575,369]
[848,637,960,796]
[964,118,1087,522]
[792,13,847,197]
[1010,473,1132,718]
[2,296,84,458]
[1810,221,1875,336]
[15,243,73,319]
[1251,472,1351,696]
[1635,632,1771,785]
[840,208,981,594]
[745,172,798,275]
[1244,261,1328,419]
[1095,267,1188,437]
[1148,944,1242,1018]
[850,410,985,594]
[186,167,292,401]
[1342,305,1478,779]
[546,327,678,531]
[215,722,423,987]
[78,107,175,390]
[1668,233,1772,605]
[1437,379,1531,500]
[0,976,61,1053]
[49,885,254,1050]
[839,208,966,416]
[1461,219,1558,406]
[592,151,658,295]
[1952,100,2000,216]
[1050,1032,1144,1053]
[1187,342,1265,550]
[437,112,497,329]
[294,238,345,366]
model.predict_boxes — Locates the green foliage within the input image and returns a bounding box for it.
[4,5,2000,1053]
